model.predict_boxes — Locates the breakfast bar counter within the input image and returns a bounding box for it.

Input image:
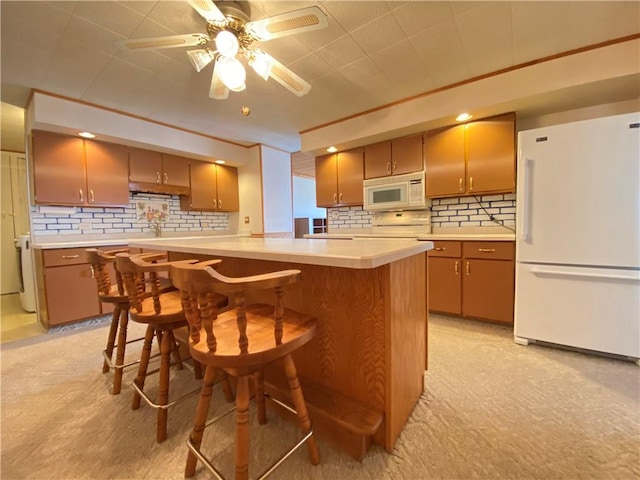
[129,236,433,459]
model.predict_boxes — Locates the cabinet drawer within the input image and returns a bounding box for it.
[43,248,92,267]
[429,241,461,258]
[463,241,514,260]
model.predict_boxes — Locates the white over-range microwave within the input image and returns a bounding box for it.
[363,171,427,211]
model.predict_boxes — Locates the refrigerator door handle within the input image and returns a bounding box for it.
[530,267,640,282]
[519,158,533,242]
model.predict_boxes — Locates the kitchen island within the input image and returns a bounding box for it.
[128,236,433,459]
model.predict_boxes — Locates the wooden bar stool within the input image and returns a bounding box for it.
[171,261,320,480]
[116,253,230,443]
[86,248,142,395]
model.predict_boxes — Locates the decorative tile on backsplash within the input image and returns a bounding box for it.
[30,193,229,237]
[326,193,516,230]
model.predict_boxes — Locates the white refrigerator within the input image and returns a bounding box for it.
[514,112,640,359]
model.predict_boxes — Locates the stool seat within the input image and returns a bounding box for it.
[189,303,317,371]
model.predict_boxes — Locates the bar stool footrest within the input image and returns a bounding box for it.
[187,392,313,480]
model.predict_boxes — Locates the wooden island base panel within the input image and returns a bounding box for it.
[129,237,432,460]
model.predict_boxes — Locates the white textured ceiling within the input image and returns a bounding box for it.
[1,1,639,159]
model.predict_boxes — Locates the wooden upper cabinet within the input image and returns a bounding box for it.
[315,153,339,207]
[364,141,391,179]
[183,160,238,212]
[465,113,515,194]
[425,113,515,198]
[364,136,423,179]
[337,148,364,205]
[129,147,162,184]
[315,149,364,207]
[392,134,423,176]
[424,125,466,198]
[160,154,190,188]
[84,140,129,206]
[129,149,190,195]
[215,164,239,212]
[31,131,128,206]
[32,131,86,205]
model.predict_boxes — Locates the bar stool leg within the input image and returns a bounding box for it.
[254,370,267,425]
[103,306,120,373]
[235,375,251,480]
[185,365,218,478]
[283,354,320,465]
[157,328,173,443]
[112,308,130,395]
[132,325,155,410]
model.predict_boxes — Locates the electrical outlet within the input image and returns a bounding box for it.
[244,216,250,224]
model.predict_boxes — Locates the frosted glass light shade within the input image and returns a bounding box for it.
[249,50,273,80]
[217,56,246,92]
[215,30,239,58]
[186,49,215,72]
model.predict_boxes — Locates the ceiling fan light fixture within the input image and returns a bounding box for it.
[217,56,246,92]
[186,48,215,72]
[215,30,239,58]
[248,50,273,80]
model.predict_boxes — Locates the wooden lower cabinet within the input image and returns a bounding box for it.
[428,240,514,324]
[35,245,133,328]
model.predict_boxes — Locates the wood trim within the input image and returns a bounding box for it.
[300,34,640,135]
[0,149,26,154]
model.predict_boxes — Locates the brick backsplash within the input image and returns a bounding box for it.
[30,193,229,237]
[327,193,516,230]
[431,193,516,228]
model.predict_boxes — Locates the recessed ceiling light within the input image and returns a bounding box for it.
[326,146,337,153]
[215,159,226,165]
[78,131,96,138]
[456,113,472,122]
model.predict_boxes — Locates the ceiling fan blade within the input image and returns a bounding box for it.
[118,33,210,50]
[249,50,311,97]
[244,6,328,41]
[187,0,227,24]
[209,57,229,100]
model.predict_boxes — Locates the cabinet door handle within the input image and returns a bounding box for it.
[435,247,445,251]
[459,178,463,192]
[469,176,474,191]
[454,261,459,275]
[339,193,343,202]
[333,193,337,203]
[163,173,168,184]
[213,199,217,209]
[386,162,390,174]
[89,189,95,203]
[156,172,161,184]
[466,261,470,275]
[478,248,496,253]
[89,265,95,278]
[79,189,84,202]
[218,199,222,209]
[62,255,80,259]
[393,161,397,173]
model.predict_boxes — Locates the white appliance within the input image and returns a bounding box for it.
[15,233,36,313]
[369,210,431,236]
[514,112,640,359]
[363,171,427,211]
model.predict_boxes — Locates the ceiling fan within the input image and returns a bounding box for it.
[118,0,328,100]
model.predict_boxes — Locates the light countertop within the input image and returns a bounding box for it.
[31,232,247,249]
[305,233,515,241]
[128,236,433,269]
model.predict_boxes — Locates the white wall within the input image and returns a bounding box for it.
[261,146,293,234]
[293,176,326,230]
[237,145,263,235]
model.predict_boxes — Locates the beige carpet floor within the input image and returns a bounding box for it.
[1,314,638,480]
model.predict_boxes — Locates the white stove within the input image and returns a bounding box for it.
[369,209,432,237]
